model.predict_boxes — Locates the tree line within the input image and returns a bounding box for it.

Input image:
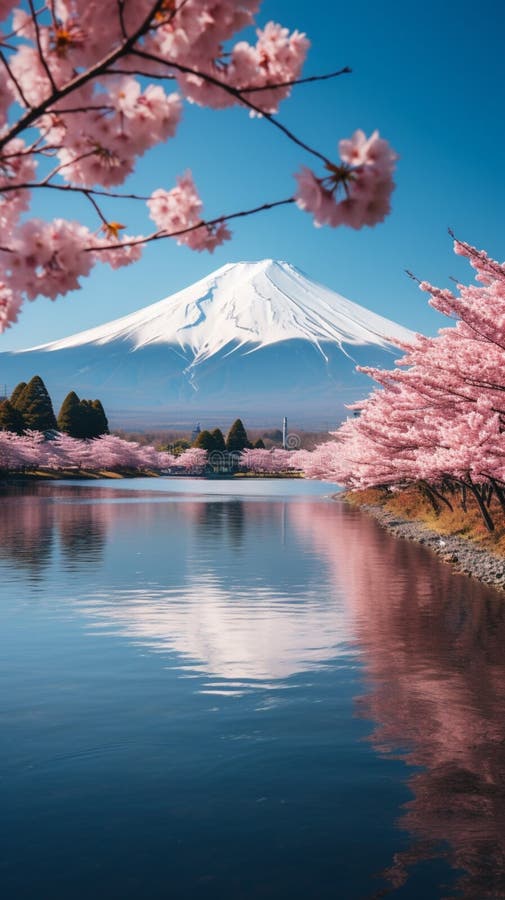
[193,419,265,453]
[0,376,109,439]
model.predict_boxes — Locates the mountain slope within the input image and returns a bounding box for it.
[1,260,415,427]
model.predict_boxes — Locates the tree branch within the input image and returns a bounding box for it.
[28,0,57,94]
[90,197,296,251]
[0,47,33,109]
[132,49,333,167]
[240,66,351,93]
[0,0,166,151]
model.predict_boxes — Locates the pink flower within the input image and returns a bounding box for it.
[8,218,94,299]
[147,171,231,252]
[295,130,398,230]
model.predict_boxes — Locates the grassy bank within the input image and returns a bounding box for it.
[345,485,505,557]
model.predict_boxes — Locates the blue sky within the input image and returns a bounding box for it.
[2,0,505,350]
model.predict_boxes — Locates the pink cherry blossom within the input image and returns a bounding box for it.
[148,171,231,251]
[299,240,505,531]
[295,130,398,229]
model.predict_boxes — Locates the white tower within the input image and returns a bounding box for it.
[282,416,288,449]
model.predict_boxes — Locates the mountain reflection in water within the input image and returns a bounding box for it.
[1,482,504,899]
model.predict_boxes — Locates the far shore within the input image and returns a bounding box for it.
[0,469,302,484]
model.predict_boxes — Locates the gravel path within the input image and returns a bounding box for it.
[354,501,505,590]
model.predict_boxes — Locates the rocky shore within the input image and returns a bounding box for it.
[351,500,505,591]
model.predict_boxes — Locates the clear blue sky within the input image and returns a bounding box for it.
[2,0,504,350]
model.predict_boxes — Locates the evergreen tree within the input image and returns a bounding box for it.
[226,418,250,452]
[253,438,266,449]
[58,393,109,438]
[17,376,57,431]
[194,429,216,451]
[91,399,109,436]
[57,391,82,436]
[210,428,226,451]
[0,399,25,434]
[80,400,100,438]
[10,381,27,408]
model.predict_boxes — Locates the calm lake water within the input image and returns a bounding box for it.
[1,478,505,900]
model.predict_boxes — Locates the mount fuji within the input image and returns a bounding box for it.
[0,260,415,428]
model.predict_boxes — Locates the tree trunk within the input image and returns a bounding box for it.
[467,478,495,532]
[490,478,505,515]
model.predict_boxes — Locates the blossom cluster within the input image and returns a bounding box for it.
[295,130,398,229]
[239,447,299,473]
[148,172,230,251]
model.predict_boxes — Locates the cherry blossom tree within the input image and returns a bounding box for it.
[0,1,397,330]
[176,446,207,473]
[240,446,299,473]
[0,428,181,473]
[300,239,505,530]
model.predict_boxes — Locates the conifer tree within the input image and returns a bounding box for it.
[0,399,25,434]
[91,400,109,436]
[57,391,83,437]
[211,428,226,451]
[226,419,250,452]
[17,376,57,432]
[194,429,216,451]
[253,438,266,449]
[58,393,109,438]
[10,381,27,409]
[80,400,99,438]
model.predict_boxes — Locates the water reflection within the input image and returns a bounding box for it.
[74,498,353,689]
[2,483,505,897]
[0,484,107,576]
[195,499,245,547]
[293,501,505,899]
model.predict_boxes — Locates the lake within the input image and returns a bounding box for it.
[1,478,504,899]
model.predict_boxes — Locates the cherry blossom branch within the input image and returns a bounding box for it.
[240,66,351,93]
[132,49,333,166]
[83,189,108,226]
[0,0,166,151]
[0,180,151,200]
[90,197,296,252]
[28,0,57,93]
[0,47,33,109]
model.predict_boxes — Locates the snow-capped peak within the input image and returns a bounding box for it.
[23,259,415,363]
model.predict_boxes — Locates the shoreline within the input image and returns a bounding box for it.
[0,470,301,485]
[340,493,505,591]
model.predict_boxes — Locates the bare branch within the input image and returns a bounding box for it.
[83,189,109,225]
[28,0,58,93]
[0,180,151,200]
[241,66,352,93]
[105,68,176,81]
[116,0,128,41]
[40,149,98,185]
[0,47,33,110]
[47,105,114,114]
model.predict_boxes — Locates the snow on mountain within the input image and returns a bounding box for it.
[2,260,416,427]
[27,259,413,357]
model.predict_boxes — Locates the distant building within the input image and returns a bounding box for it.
[191,422,201,443]
[282,416,288,449]
[0,383,8,402]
